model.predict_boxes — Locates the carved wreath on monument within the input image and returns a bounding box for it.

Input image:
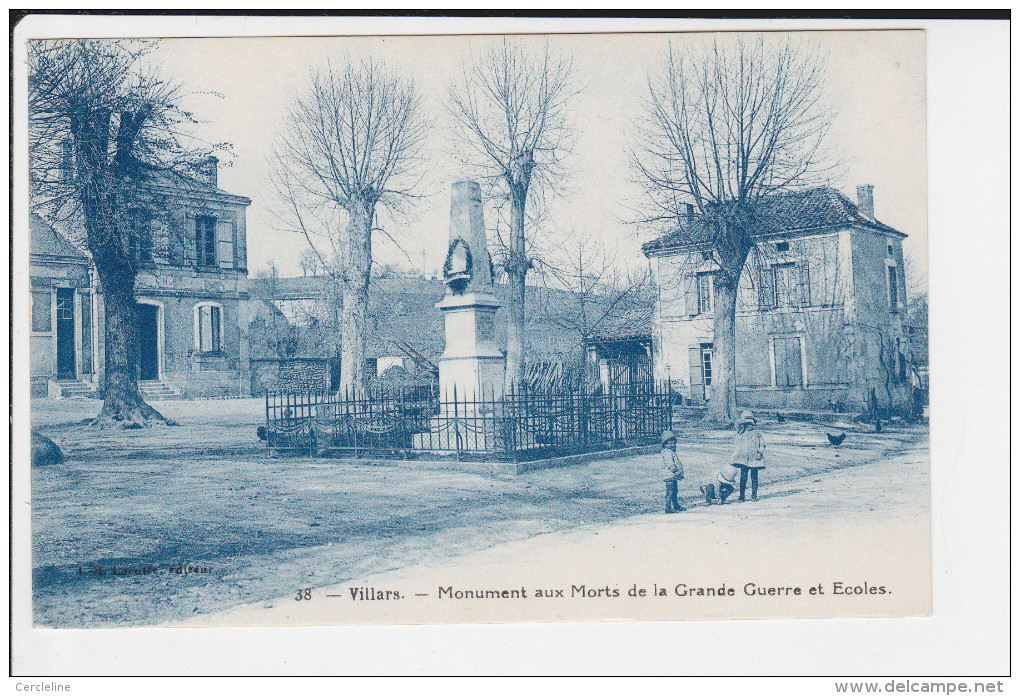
[442,237,472,294]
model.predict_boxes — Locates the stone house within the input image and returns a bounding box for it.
[642,185,913,413]
[29,214,95,397]
[32,158,254,399]
[119,161,253,398]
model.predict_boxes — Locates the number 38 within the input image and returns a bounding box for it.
[295,588,312,601]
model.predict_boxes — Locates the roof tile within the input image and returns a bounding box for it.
[642,186,904,255]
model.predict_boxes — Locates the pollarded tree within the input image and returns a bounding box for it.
[271,57,428,392]
[28,39,221,427]
[632,35,837,423]
[448,39,577,390]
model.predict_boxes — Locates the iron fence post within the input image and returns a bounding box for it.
[453,384,462,462]
[613,397,621,446]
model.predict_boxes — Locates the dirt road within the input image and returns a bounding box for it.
[29,398,928,627]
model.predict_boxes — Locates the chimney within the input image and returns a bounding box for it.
[198,155,218,188]
[856,184,874,220]
[685,203,695,225]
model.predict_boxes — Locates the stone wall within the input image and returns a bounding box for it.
[250,358,329,396]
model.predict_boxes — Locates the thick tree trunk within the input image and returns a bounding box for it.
[503,193,527,391]
[339,199,373,393]
[706,278,739,425]
[90,267,173,428]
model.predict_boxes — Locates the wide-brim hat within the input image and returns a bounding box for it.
[660,430,677,445]
[738,410,756,425]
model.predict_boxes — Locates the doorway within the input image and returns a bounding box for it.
[138,303,160,381]
[56,288,75,379]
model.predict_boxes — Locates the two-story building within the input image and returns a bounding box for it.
[32,157,254,399]
[642,185,913,414]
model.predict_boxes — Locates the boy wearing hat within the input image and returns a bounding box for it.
[699,462,741,505]
[660,430,686,513]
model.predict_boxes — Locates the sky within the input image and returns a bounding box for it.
[149,30,927,283]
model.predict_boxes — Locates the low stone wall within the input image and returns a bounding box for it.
[274,443,663,478]
[165,369,247,399]
[250,358,328,396]
[737,386,854,411]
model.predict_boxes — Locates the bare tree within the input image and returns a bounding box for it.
[632,35,836,422]
[271,57,428,391]
[540,233,653,352]
[28,39,220,427]
[299,247,321,277]
[448,39,577,390]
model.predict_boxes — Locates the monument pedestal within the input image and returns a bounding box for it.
[436,291,505,405]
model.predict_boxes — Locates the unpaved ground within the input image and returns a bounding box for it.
[187,439,930,626]
[29,397,927,627]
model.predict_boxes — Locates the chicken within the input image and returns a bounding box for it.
[827,432,846,447]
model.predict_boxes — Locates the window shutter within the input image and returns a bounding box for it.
[168,210,186,264]
[217,216,234,269]
[759,264,775,311]
[185,212,197,263]
[799,261,811,307]
[688,346,704,389]
[235,216,247,271]
[684,275,698,316]
[773,337,804,387]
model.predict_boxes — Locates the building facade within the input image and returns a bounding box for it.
[643,185,913,414]
[31,159,254,399]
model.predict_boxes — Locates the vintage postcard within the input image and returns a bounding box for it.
[13,18,935,646]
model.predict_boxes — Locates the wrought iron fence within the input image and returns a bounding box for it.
[264,381,673,461]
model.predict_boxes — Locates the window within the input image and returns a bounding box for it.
[888,265,899,309]
[776,241,790,252]
[701,346,713,386]
[773,336,804,388]
[128,209,152,263]
[56,291,73,321]
[774,263,799,308]
[697,272,714,314]
[31,291,51,332]
[195,216,217,267]
[887,243,894,256]
[196,304,221,353]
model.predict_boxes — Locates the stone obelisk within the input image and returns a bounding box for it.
[436,181,505,403]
